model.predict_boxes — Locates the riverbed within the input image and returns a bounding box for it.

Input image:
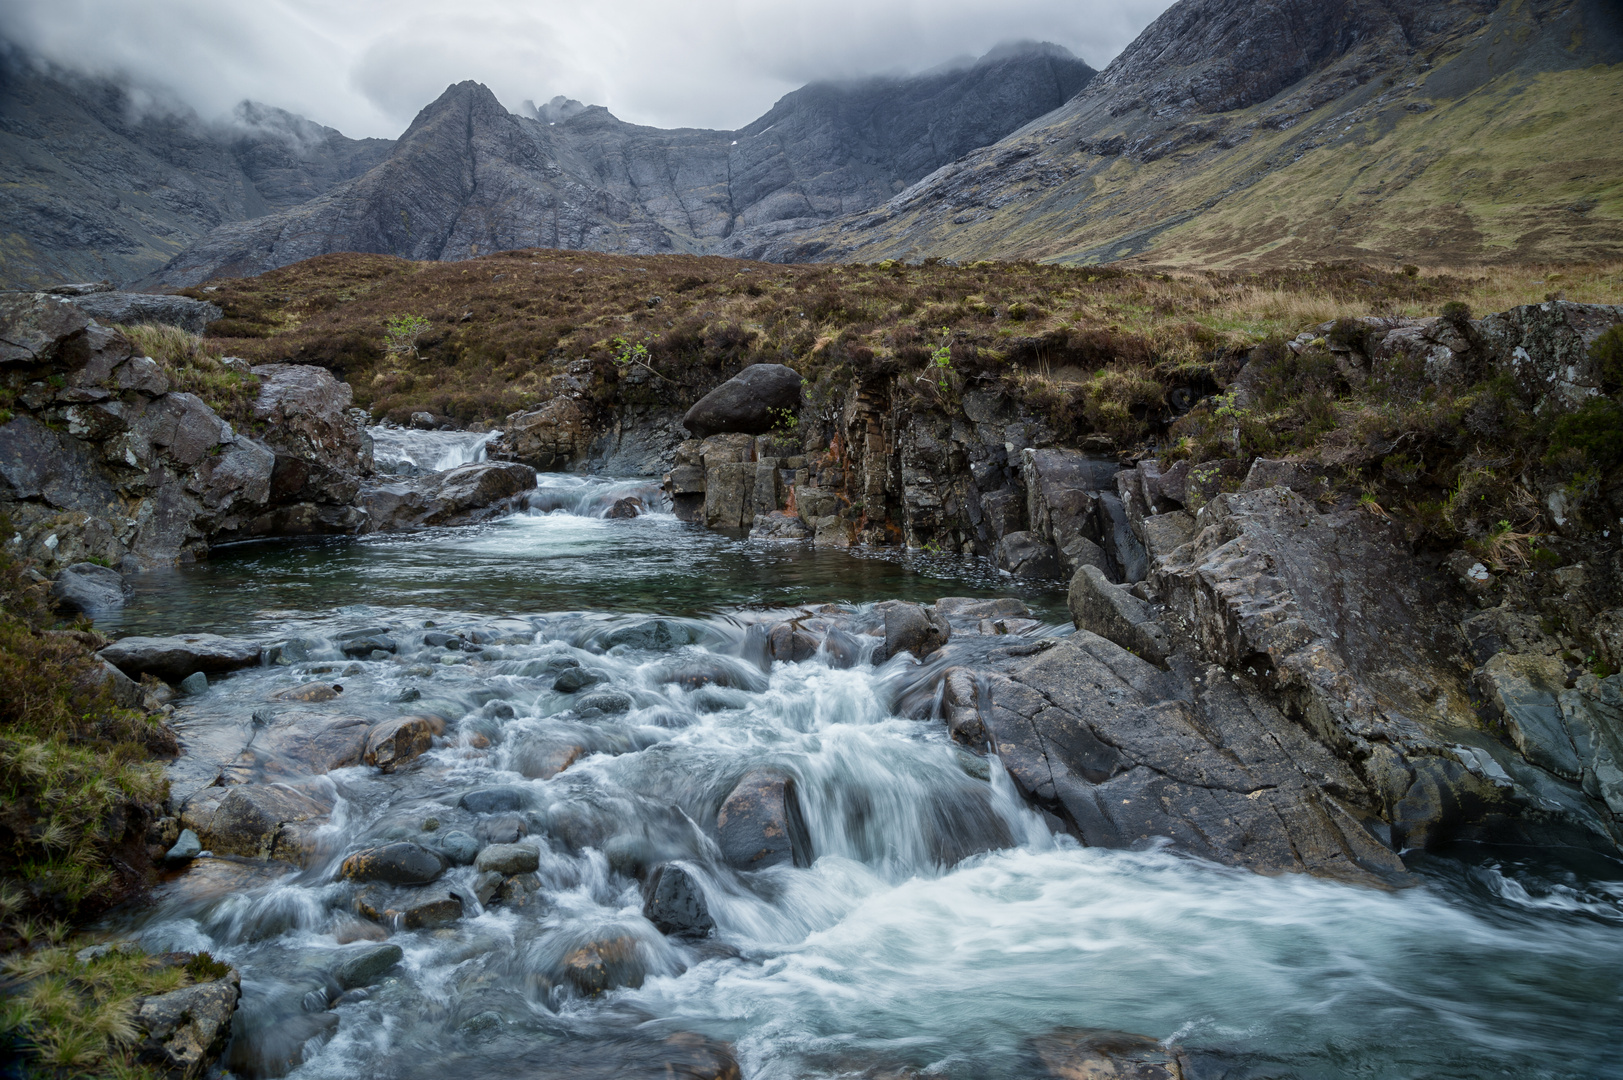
[96,468,1623,1080]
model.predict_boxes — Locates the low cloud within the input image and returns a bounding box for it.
[1,0,1173,138]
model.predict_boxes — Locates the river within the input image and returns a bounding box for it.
[92,449,1623,1079]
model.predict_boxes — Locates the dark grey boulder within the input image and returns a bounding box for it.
[553,668,604,694]
[100,633,262,684]
[459,786,533,814]
[339,842,445,885]
[1067,565,1171,665]
[61,292,222,334]
[328,943,402,990]
[643,863,713,937]
[50,562,125,615]
[358,462,537,533]
[601,619,696,651]
[996,531,1064,579]
[474,842,540,875]
[872,601,951,664]
[682,364,802,439]
[716,768,812,870]
[435,830,480,866]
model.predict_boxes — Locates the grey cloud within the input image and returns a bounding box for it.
[0,0,1173,137]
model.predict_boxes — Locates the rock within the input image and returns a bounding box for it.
[49,562,124,615]
[1477,301,1623,411]
[1021,448,1119,558]
[0,291,92,365]
[996,531,1063,579]
[643,863,714,937]
[474,842,541,875]
[340,842,445,885]
[61,292,223,333]
[436,831,480,866]
[682,364,803,438]
[513,738,586,780]
[459,785,533,814]
[358,461,537,532]
[182,783,334,863]
[328,942,403,990]
[100,633,262,684]
[489,397,591,470]
[356,884,463,929]
[716,768,812,870]
[218,714,371,782]
[409,411,437,430]
[873,600,950,663]
[1095,491,1149,583]
[339,630,397,656]
[703,461,757,529]
[179,671,209,696]
[165,828,203,864]
[365,715,444,773]
[577,690,633,716]
[604,496,643,518]
[601,619,697,651]
[250,364,373,507]
[935,597,1032,620]
[750,510,812,540]
[553,667,604,694]
[271,682,342,703]
[133,971,240,1079]
[1068,565,1171,665]
[1029,1029,1182,1080]
[561,936,644,995]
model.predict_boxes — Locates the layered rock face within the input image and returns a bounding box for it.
[152,44,1093,286]
[0,56,393,289]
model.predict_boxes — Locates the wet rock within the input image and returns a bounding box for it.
[270,682,342,702]
[359,461,538,532]
[489,396,591,470]
[716,768,812,870]
[1028,1028,1182,1080]
[750,510,812,540]
[340,842,445,885]
[513,738,586,780]
[100,633,262,684]
[328,942,403,990]
[605,496,643,518]
[553,667,605,693]
[682,363,803,439]
[935,597,1032,621]
[49,561,124,615]
[872,601,950,663]
[183,783,334,864]
[996,531,1063,579]
[339,629,397,656]
[223,714,371,780]
[148,856,294,906]
[655,655,769,692]
[63,291,222,333]
[133,971,240,1079]
[475,842,541,875]
[643,863,714,937]
[435,830,480,866]
[459,785,533,814]
[576,689,633,716]
[602,619,696,651]
[475,813,530,844]
[485,872,543,910]
[356,884,463,929]
[165,828,203,864]
[1068,564,1171,665]
[941,667,986,745]
[365,715,444,773]
[1096,491,1149,583]
[250,363,373,507]
[179,671,209,696]
[561,936,644,995]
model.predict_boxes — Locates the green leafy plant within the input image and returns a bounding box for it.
[768,406,799,433]
[384,313,431,358]
[928,327,954,388]
[611,335,671,382]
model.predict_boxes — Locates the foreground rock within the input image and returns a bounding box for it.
[681,364,802,439]
[134,967,241,1079]
[358,461,537,531]
[100,633,262,684]
[49,562,125,614]
[716,769,812,870]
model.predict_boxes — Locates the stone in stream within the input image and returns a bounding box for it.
[475,815,529,845]
[99,633,262,684]
[435,830,480,866]
[179,671,209,696]
[459,785,533,814]
[870,601,950,664]
[364,715,445,773]
[270,682,343,702]
[750,510,813,541]
[165,828,203,864]
[1027,1028,1183,1080]
[716,769,812,870]
[132,970,241,1078]
[181,782,335,864]
[604,496,643,518]
[561,936,644,995]
[222,714,372,782]
[358,461,538,532]
[681,363,803,439]
[513,738,585,780]
[327,943,403,990]
[643,863,714,938]
[474,843,541,875]
[340,842,446,885]
[338,631,397,656]
[601,619,696,651]
[355,884,463,928]
[49,562,125,615]
[576,689,633,717]
[552,667,604,693]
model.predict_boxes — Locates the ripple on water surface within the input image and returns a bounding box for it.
[98,475,1623,1080]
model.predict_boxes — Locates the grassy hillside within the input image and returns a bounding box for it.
[185,250,1623,425]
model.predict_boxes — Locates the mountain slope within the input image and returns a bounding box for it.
[0,54,393,288]
[785,0,1623,266]
[151,44,1094,286]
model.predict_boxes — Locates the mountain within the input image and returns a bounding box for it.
[790,0,1623,266]
[149,43,1094,286]
[0,52,394,288]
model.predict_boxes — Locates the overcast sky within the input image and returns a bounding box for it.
[1,0,1174,137]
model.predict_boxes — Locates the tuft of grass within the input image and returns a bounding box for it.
[114,323,261,427]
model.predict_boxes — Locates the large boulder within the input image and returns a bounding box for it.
[715,768,812,870]
[0,292,92,365]
[1067,564,1170,665]
[682,364,802,438]
[340,842,446,885]
[61,291,223,334]
[50,562,125,615]
[358,461,537,532]
[871,600,951,663]
[179,782,335,864]
[250,364,373,506]
[489,396,591,470]
[100,633,262,684]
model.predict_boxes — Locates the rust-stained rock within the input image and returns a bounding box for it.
[364,715,445,773]
[716,768,812,870]
[182,782,335,864]
[562,936,643,995]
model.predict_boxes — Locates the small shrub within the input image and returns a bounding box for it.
[384,313,431,358]
[1589,323,1623,390]
[1546,398,1623,470]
